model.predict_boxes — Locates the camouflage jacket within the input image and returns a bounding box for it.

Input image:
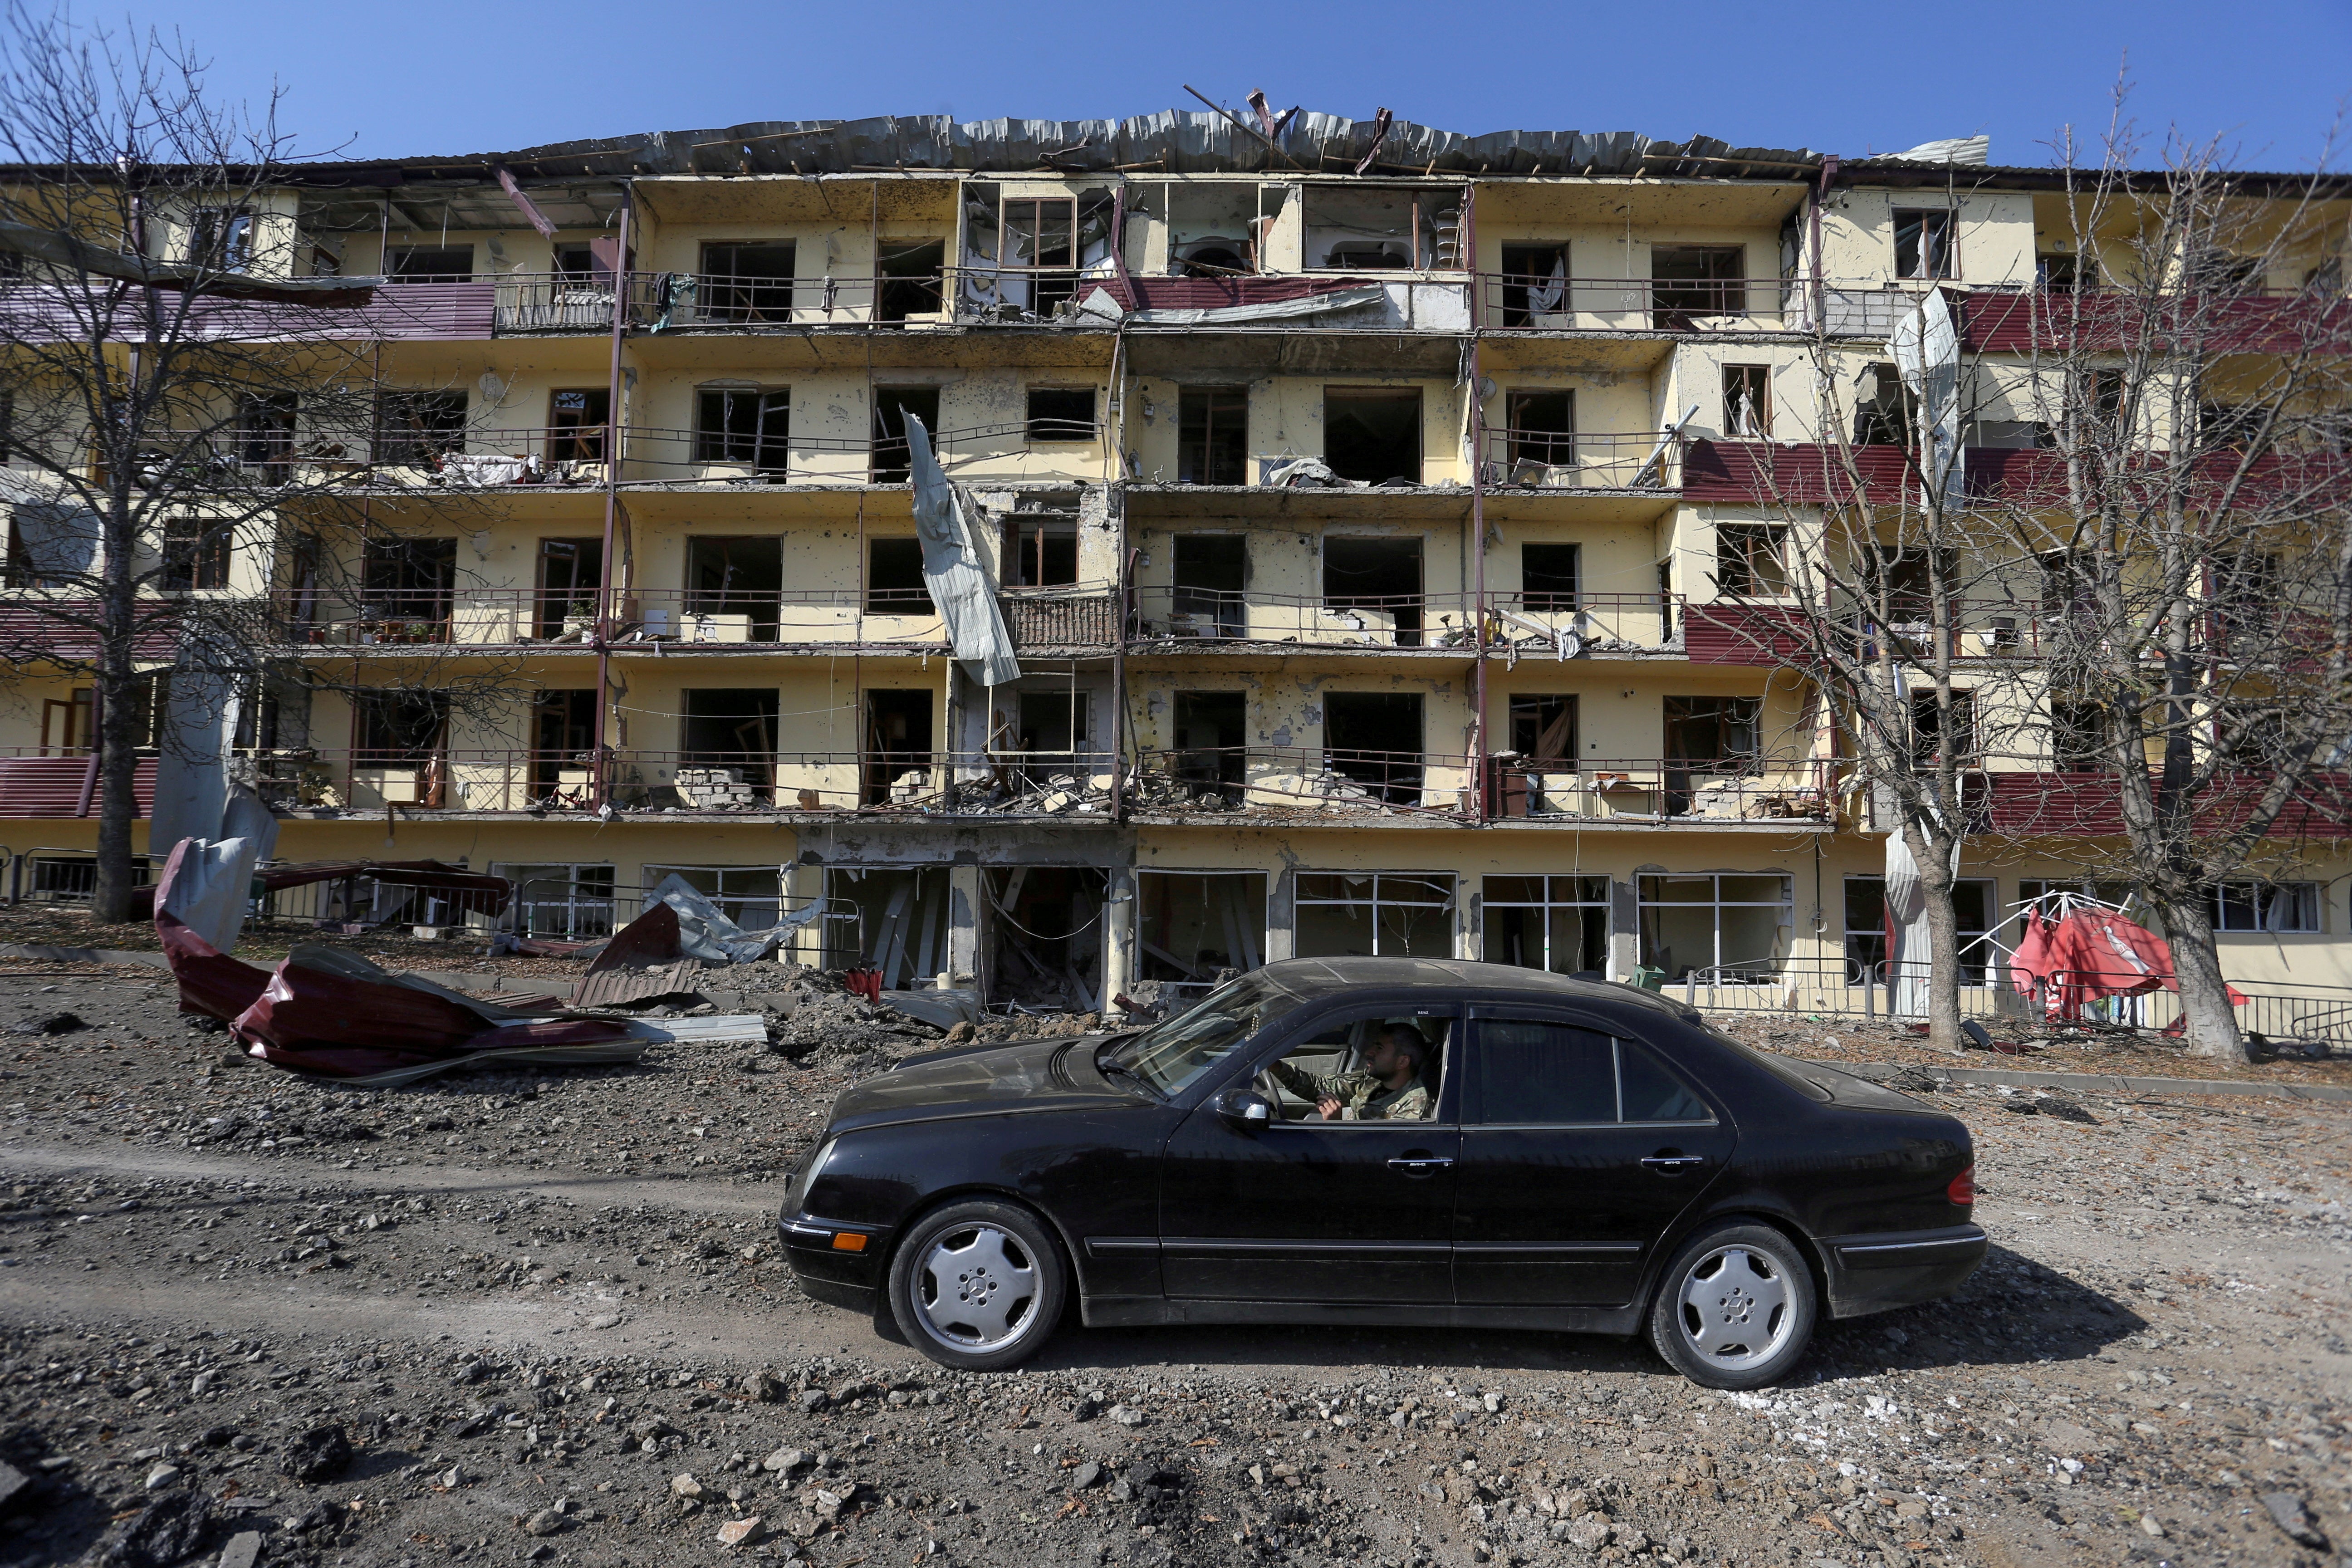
[1268,1060,1434,1120]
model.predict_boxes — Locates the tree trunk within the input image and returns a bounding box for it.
[2155,894,2245,1061]
[89,661,140,925]
[1919,861,1966,1053]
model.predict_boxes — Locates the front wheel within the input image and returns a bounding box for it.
[888,1199,1066,1372]
[1647,1222,1816,1389]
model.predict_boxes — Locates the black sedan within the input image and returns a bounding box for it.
[777,958,1983,1388]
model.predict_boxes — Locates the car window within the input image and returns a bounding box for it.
[1261,1011,1448,1122]
[1617,1041,1712,1122]
[1104,972,1307,1098]
[1473,1020,1713,1124]
[1474,1021,1616,1123]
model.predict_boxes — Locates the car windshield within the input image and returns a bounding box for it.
[1101,972,1307,1098]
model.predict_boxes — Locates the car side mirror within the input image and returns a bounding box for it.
[1215,1088,1275,1133]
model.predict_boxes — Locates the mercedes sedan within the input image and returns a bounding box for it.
[777,958,1983,1388]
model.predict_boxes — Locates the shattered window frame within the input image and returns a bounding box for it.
[1481,873,1610,976]
[1293,871,1459,959]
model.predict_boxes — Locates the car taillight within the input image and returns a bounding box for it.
[1947,1165,1976,1206]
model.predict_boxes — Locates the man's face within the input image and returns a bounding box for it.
[1366,1030,1416,1079]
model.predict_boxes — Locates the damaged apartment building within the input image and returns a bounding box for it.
[4,110,2350,1011]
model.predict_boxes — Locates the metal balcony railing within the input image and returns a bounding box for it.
[1128,588,1482,648]
[1479,427,1686,489]
[1475,272,1791,332]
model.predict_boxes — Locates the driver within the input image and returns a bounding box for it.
[1268,1023,1434,1121]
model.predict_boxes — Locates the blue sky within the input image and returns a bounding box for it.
[87,0,2352,171]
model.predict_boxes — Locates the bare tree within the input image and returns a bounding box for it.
[0,5,515,921]
[1960,116,2352,1060]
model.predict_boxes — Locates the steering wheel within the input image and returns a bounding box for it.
[1252,1069,1288,1119]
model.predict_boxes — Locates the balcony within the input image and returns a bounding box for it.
[1480,427,1685,490]
[0,752,157,818]
[1128,587,1481,650]
[1475,272,1791,333]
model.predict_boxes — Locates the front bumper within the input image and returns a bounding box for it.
[1818,1223,1987,1318]
[777,1210,887,1314]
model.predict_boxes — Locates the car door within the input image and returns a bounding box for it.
[1453,1009,1735,1308]
[1158,1000,1460,1304]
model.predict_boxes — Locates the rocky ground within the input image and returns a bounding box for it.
[0,962,2345,1568]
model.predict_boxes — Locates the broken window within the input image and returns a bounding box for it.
[39,688,89,755]
[826,866,951,983]
[2214,881,2321,933]
[646,865,785,932]
[1883,547,1957,624]
[686,536,784,638]
[372,391,467,466]
[862,688,933,804]
[1504,390,1574,475]
[2036,251,2082,292]
[553,245,598,284]
[7,500,97,587]
[1651,245,1745,329]
[1324,690,1424,806]
[237,393,296,473]
[530,689,597,801]
[871,386,939,483]
[1715,524,1788,596]
[1178,388,1249,485]
[1664,696,1760,763]
[681,688,778,802]
[161,513,229,591]
[700,241,798,323]
[1026,387,1096,442]
[353,691,448,762]
[495,862,617,939]
[1508,694,1578,762]
[1637,873,1792,982]
[2048,696,2104,771]
[999,196,1081,316]
[1002,517,1077,587]
[1498,243,1569,327]
[188,208,255,271]
[1892,210,1955,279]
[1302,188,1454,270]
[549,389,609,463]
[1909,689,1975,767]
[694,387,789,473]
[360,537,456,623]
[1173,535,1247,635]
[866,537,934,615]
[384,245,473,282]
[1484,874,1609,975]
[1171,689,1247,804]
[1852,362,1915,447]
[1847,876,1996,984]
[1722,364,1771,438]
[876,240,946,321]
[989,866,1108,1010]
[1137,871,1267,982]
[1323,535,1424,646]
[1323,387,1421,484]
[1294,872,1456,959]
[1519,543,1580,612]
[536,538,601,638]
[1166,183,1264,277]
[1013,688,1090,788]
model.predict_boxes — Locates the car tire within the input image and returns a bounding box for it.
[888,1199,1066,1373]
[1647,1222,1816,1390]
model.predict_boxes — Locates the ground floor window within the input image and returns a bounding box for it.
[826,866,951,986]
[1637,873,1791,981]
[1294,872,1456,958]
[1137,871,1266,982]
[1844,876,1998,985]
[494,862,616,938]
[644,864,785,929]
[2213,881,2322,933]
[1483,874,1609,975]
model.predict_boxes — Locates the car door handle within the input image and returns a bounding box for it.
[1387,1155,1454,1176]
[1641,1153,1709,1173]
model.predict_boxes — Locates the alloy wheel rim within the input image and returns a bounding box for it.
[1676,1244,1795,1372]
[913,1223,1039,1351]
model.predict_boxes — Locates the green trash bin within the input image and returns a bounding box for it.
[1632,966,1666,992]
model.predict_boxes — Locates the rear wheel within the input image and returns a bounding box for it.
[888,1199,1066,1372]
[1647,1222,1815,1389]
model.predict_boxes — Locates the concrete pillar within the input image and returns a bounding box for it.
[1264,864,1296,961]
[1100,866,1135,1008]
[946,861,983,988]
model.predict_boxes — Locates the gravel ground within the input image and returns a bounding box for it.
[0,967,2347,1568]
